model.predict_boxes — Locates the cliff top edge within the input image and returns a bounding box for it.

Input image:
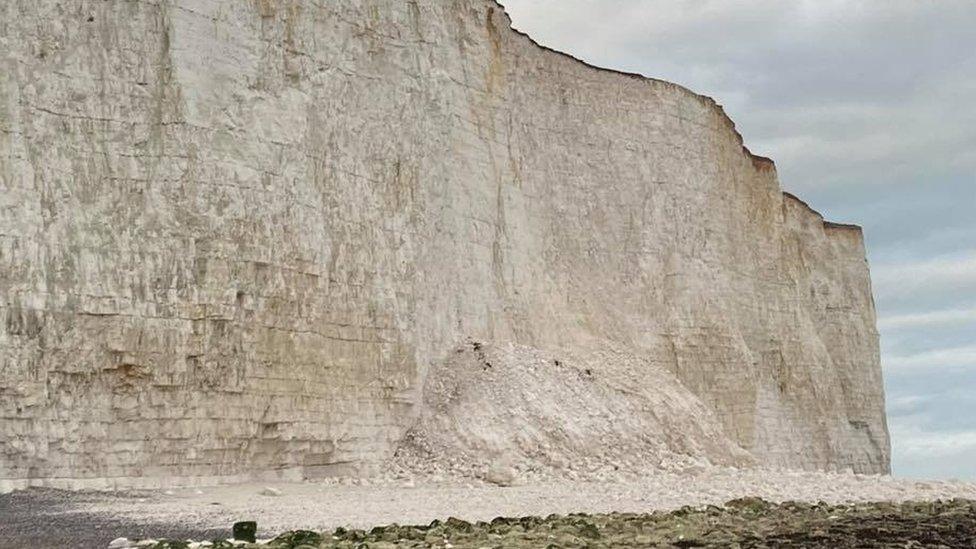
[492,1,862,232]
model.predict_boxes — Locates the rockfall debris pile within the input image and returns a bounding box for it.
[393,342,753,485]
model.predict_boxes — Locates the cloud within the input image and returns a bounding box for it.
[890,424,976,480]
[890,415,976,479]
[891,420,976,479]
[879,308,976,331]
[883,345,976,374]
[886,394,930,417]
[872,252,976,310]
[895,428,976,460]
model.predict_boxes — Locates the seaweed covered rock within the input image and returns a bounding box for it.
[139,499,976,548]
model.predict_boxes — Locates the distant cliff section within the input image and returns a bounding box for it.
[0,0,888,490]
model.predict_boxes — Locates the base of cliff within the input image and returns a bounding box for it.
[5,473,976,549]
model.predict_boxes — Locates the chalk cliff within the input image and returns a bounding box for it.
[0,0,889,490]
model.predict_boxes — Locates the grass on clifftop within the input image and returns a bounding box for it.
[143,498,976,548]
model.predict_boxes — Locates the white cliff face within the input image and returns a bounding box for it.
[0,0,889,490]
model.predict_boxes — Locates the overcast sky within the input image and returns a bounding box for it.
[501,0,976,480]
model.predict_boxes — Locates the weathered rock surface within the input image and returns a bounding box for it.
[0,0,888,490]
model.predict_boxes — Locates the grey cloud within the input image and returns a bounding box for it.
[873,252,976,307]
[501,0,976,195]
[891,426,976,480]
[879,308,976,332]
[886,394,930,418]
[883,345,976,374]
